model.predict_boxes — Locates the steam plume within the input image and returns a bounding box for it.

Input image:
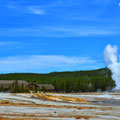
[104,44,120,90]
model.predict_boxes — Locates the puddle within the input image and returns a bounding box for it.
[91,99,120,106]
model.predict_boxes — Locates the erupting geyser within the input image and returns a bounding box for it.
[104,44,120,90]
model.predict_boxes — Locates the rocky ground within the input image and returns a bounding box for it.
[0,92,120,120]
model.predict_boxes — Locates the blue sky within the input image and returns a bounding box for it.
[0,0,120,73]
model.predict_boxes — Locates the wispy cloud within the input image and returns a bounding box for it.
[0,55,96,73]
[46,26,117,37]
[1,0,119,37]
[0,26,119,37]
[0,41,19,46]
[7,5,16,9]
[6,3,44,15]
[27,6,44,15]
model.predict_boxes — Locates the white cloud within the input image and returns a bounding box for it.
[0,41,19,46]
[7,5,16,9]
[0,26,119,37]
[6,4,44,15]
[27,6,44,15]
[47,26,114,36]
[0,55,96,73]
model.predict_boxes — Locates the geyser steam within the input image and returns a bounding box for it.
[104,44,120,90]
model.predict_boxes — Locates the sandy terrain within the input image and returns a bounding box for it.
[0,92,120,120]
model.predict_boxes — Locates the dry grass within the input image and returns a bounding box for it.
[74,93,104,95]
[32,94,89,103]
[111,94,120,95]
[75,116,90,119]
[0,101,117,111]
[47,92,104,95]
[0,113,93,120]
[0,100,11,104]
[0,102,96,109]
[0,93,119,120]
[96,112,110,115]
[0,117,49,120]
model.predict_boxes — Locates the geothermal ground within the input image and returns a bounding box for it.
[0,92,120,120]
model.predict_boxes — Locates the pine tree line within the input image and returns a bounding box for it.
[0,68,116,92]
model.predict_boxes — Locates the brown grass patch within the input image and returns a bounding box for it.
[96,112,110,115]
[0,102,117,111]
[0,116,49,120]
[47,92,104,95]
[0,113,92,120]
[75,116,90,119]
[0,100,12,104]
[111,94,120,95]
[77,106,95,110]
[32,94,89,103]
[0,102,97,110]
